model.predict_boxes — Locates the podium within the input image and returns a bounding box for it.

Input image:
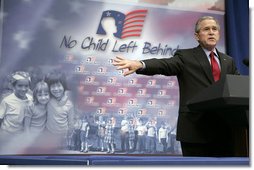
[187,75,249,157]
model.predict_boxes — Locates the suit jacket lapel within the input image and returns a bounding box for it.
[193,46,214,83]
[217,50,227,81]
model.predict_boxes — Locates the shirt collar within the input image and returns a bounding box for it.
[202,47,219,58]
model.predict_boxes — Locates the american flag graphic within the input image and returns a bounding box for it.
[96,9,148,39]
[121,9,148,39]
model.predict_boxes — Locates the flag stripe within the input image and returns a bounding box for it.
[121,34,141,39]
[125,14,146,22]
[125,9,148,16]
[123,19,145,27]
[123,24,143,30]
[122,29,142,35]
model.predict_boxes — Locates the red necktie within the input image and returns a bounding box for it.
[210,51,220,82]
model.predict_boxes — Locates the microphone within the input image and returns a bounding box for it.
[242,58,249,67]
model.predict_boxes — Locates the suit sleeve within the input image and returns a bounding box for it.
[231,59,241,75]
[136,50,184,76]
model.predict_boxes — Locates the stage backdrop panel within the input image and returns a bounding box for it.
[0,0,225,155]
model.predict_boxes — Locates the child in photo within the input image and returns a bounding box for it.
[104,118,115,154]
[80,115,90,153]
[45,70,75,149]
[146,119,157,153]
[0,71,32,135]
[70,114,82,151]
[136,119,147,154]
[24,81,50,134]
[96,115,106,152]
[128,118,135,152]
[120,115,129,152]
[0,71,33,153]
[158,122,168,153]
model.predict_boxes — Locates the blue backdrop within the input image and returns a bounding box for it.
[225,0,249,75]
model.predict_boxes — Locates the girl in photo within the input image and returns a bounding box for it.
[24,81,50,134]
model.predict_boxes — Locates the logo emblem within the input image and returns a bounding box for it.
[96,9,148,39]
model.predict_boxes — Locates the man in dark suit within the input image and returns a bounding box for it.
[113,16,240,157]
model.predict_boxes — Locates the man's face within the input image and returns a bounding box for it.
[195,19,220,51]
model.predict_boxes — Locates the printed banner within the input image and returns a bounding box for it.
[0,0,225,155]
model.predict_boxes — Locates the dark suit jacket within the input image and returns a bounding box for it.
[137,45,240,143]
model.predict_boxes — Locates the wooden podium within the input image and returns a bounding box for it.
[187,75,249,157]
